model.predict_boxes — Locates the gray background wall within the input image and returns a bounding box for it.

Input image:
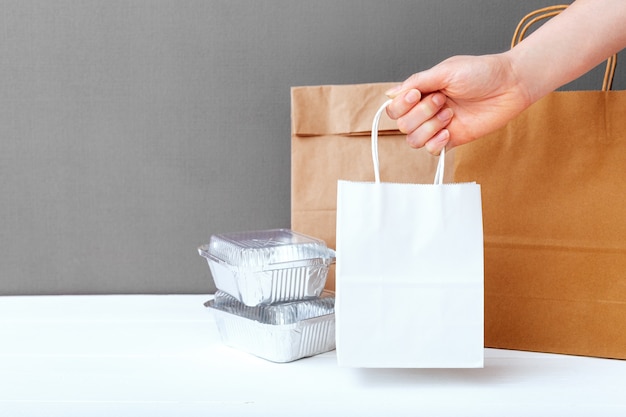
[2,0,623,295]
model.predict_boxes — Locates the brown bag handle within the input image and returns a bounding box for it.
[511,5,617,91]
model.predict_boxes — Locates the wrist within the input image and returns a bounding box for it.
[502,48,544,107]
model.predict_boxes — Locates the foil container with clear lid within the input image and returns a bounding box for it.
[206,290,336,363]
[198,229,335,306]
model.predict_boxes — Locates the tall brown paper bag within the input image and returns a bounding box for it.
[291,83,454,290]
[454,5,626,359]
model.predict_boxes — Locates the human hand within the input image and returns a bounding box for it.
[385,53,531,154]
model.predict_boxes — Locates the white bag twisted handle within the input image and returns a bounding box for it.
[371,99,445,185]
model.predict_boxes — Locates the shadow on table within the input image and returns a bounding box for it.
[347,356,539,387]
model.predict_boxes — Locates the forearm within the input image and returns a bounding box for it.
[506,0,626,103]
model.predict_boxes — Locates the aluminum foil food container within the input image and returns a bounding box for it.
[198,229,335,306]
[206,290,336,363]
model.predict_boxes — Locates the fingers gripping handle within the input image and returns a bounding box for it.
[371,99,445,185]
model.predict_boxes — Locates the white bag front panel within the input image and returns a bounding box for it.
[336,181,483,368]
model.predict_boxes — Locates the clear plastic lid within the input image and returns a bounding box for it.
[200,229,334,270]
[206,290,335,325]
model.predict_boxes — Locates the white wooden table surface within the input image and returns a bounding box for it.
[1,295,625,416]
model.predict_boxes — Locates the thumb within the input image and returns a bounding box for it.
[385,66,448,98]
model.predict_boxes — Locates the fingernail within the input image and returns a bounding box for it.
[432,93,446,107]
[384,84,402,97]
[437,108,453,121]
[436,129,450,143]
[405,89,420,104]
[426,129,450,155]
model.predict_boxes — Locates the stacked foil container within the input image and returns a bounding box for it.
[199,229,336,362]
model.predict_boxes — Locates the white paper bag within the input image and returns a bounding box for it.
[335,99,484,368]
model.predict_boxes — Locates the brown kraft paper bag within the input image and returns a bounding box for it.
[291,83,454,290]
[453,5,626,360]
